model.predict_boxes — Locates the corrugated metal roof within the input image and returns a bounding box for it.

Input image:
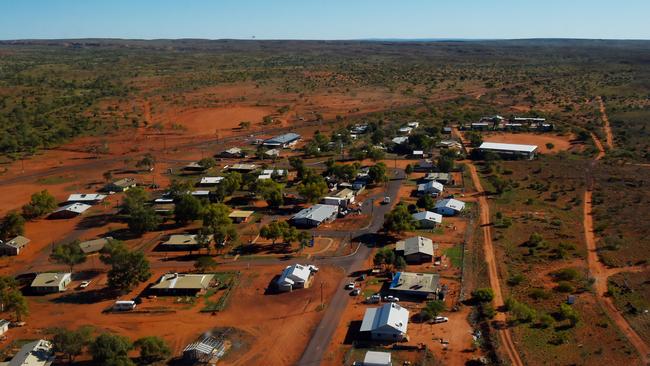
[292,204,338,223]
[479,142,538,153]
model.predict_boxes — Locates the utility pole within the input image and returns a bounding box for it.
[320,281,324,306]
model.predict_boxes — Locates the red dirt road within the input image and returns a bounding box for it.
[597,96,614,150]
[466,163,524,366]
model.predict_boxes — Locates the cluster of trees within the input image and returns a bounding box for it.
[349,144,385,161]
[297,171,328,204]
[1,189,58,240]
[383,203,415,233]
[303,131,332,157]
[122,187,161,235]
[52,327,170,365]
[373,247,406,271]
[255,179,284,208]
[0,276,29,321]
[259,221,310,249]
[100,240,151,292]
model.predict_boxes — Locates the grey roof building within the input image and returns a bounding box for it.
[49,203,92,219]
[389,272,440,298]
[291,204,338,227]
[396,236,436,263]
[78,237,112,254]
[30,273,72,294]
[263,133,301,148]
[0,236,30,256]
[150,273,214,295]
[360,303,409,341]
[7,339,54,366]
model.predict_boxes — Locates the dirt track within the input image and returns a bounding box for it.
[583,132,650,364]
[466,163,524,366]
[597,96,615,150]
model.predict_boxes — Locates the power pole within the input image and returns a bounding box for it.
[320,282,324,306]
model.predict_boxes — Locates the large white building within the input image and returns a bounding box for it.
[360,303,409,341]
[276,264,318,292]
[434,198,466,216]
[479,142,538,160]
[416,180,444,196]
[291,204,338,227]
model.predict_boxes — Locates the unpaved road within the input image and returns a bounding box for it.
[466,163,524,366]
[597,96,614,150]
[583,132,650,364]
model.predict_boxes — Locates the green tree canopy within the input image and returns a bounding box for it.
[383,204,415,234]
[256,179,284,208]
[174,193,203,225]
[134,336,171,364]
[90,333,134,366]
[22,190,57,219]
[0,211,25,240]
[471,288,495,303]
[368,163,388,185]
[50,240,87,273]
[100,241,151,292]
[52,326,93,364]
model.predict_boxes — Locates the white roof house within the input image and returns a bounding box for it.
[398,126,413,135]
[360,303,409,341]
[396,236,436,258]
[407,121,419,128]
[363,351,392,366]
[434,198,466,216]
[30,273,72,293]
[66,193,106,203]
[199,177,224,185]
[7,339,54,366]
[417,180,444,195]
[276,264,317,291]
[50,203,92,218]
[391,136,409,145]
[412,211,443,228]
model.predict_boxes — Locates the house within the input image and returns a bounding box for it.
[150,273,215,296]
[422,172,451,184]
[49,203,92,219]
[398,126,413,135]
[396,236,436,263]
[470,122,490,130]
[183,336,227,363]
[263,133,301,148]
[219,147,246,158]
[434,198,466,216]
[416,180,444,197]
[103,177,136,192]
[198,177,224,187]
[512,117,546,123]
[183,162,207,172]
[437,140,462,150]
[412,211,443,229]
[0,236,30,256]
[391,136,409,145]
[226,163,258,172]
[257,169,286,180]
[229,210,254,223]
[152,203,175,215]
[414,159,435,172]
[291,204,339,227]
[360,303,409,341]
[389,272,440,298]
[362,351,392,366]
[323,188,356,208]
[407,121,419,129]
[442,126,452,134]
[30,273,71,294]
[190,190,211,198]
[264,148,281,158]
[78,237,111,254]
[5,339,54,366]
[503,123,524,130]
[66,193,106,204]
[479,142,538,160]
[276,264,318,292]
[0,319,9,336]
[160,234,212,251]
[350,124,368,134]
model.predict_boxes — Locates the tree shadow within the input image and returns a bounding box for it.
[53,287,117,304]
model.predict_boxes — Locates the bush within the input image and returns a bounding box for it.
[555,281,575,293]
[471,288,495,303]
[507,274,525,287]
[505,297,536,324]
[22,190,57,219]
[528,288,550,300]
[552,268,580,281]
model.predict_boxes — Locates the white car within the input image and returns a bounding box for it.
[366,294,381,304]
[345,282,356,290]
[433,316,449,323]
[79,280,92,289]
[383,295,399,302]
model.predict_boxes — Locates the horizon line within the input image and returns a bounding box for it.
[2,37,650,42]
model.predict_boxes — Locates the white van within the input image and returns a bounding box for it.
[113,300,136,311]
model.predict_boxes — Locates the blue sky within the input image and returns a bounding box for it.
[1,0,649,40]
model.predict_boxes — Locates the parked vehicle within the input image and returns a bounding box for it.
[382,196,391,204]
[345,282,356,290]
[384,295,399,302]
[78,280,91,289]
[433,316,449,323]
[366,294,381,304]
[350,288,361,296]
[113,300,137,311]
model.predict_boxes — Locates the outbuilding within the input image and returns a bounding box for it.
[0,319,9,336]
[363,351,392,366]
[103,178,136,192]
[78,237,112,254]
[160,234,212,251]
[276,264,318,292]
[416,180,444,197]
[229,210,254,223]
[263,133,301,148]
[66,193,106,204]
[49,203,92,219]
[412,211,443,229]
[0,235,30,256]
[150,273,215,296]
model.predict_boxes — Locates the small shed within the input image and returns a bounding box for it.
[229,210,254,223]
[0,235,30,256]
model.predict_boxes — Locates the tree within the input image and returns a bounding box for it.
[201,203,237,247]
[22,190,57,219]
[467,131,483,147]
[368,163,388,185]
[282,225,300,245]
[256,179,284,208]
[297,173,328,203]
[260,221,288,245]
[239,121,251,129]
[90,333,134,366]
[383,204,415,234]
[0,276,28,321]
[416,195,435,211]
[404,164,413,176]
[167,179,193,200]
[471,288,495,303]
[103,170,114,183]
[421,300,446,321]
[198,157,216,169]
[559,303,579,327]
[395,256,407,271]
[52,326,93,364]
[437,156,454,173]
[122,187,149,215]
[101,242,151,292]
[297,231,311,252]
[127,205,161,235]
[136,153,155,171]
[505,297,536,324]
[289,157,307,180]
[134,336,171,364]
[50,240,87,273]
[174,193,203,225]
[0,211,25,240]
